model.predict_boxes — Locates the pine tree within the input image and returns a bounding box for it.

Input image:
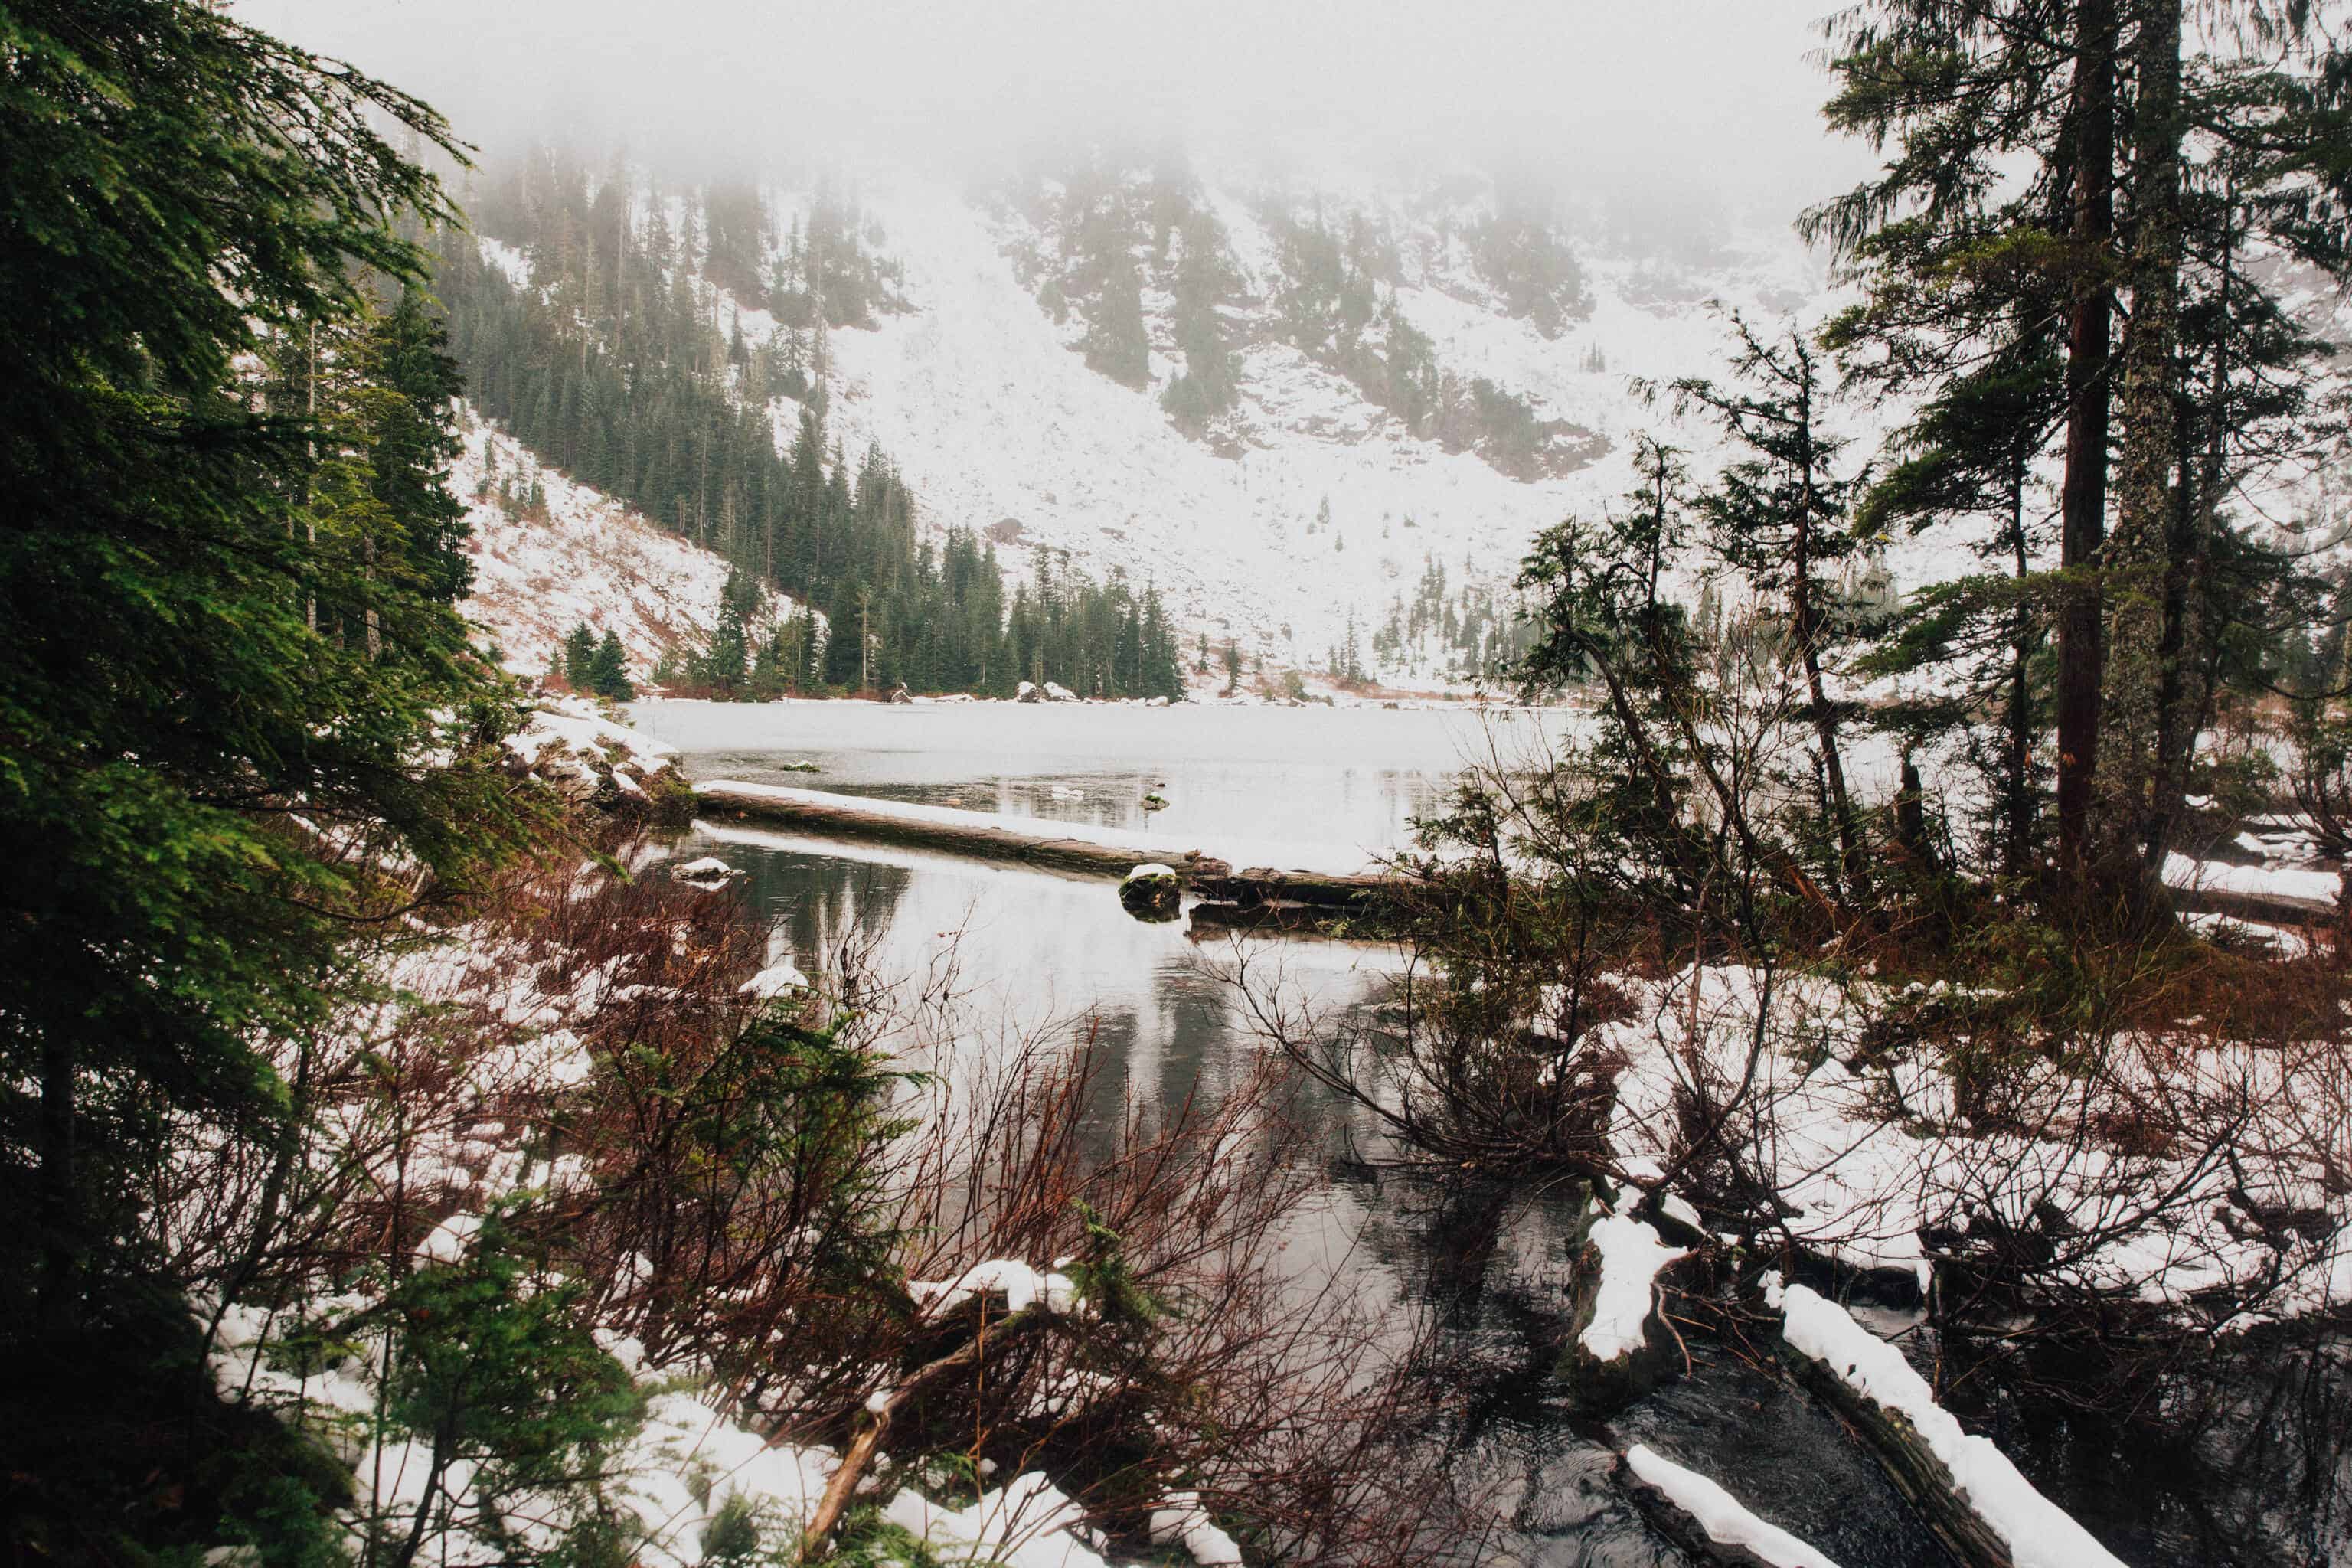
[564,622,598,687]
[0,0,537,1522]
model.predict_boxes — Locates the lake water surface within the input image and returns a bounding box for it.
[623,697,2329,1568]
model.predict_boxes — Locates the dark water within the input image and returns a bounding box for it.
[632,701,2346,1568]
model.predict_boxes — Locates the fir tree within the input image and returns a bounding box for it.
[0,0,537,1539]
[564,622,598,687]
[587,630,632,700]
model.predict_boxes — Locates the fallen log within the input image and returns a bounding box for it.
[693,781,1420,918]
[2167,883,2332,929]
[1191,865,1409,912]
[1618,1445,1844,1568]
[1775,1282,2125,1568]
[697,779,1232,881]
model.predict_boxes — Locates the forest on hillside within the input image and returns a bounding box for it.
[434,149,1191,700]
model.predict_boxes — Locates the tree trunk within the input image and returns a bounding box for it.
[2148,181,2233,873]
[2101,0,2186,884]
[2004,462,2036,881]
[2055,0,2121,874]
[38,1033,77,1341]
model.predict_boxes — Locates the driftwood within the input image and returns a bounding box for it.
[800,1303,1054,1559]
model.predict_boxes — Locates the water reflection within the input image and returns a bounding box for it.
[657,743,2351,1566]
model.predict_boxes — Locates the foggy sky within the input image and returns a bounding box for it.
[230,0,1872,224]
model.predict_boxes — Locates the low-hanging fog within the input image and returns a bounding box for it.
[229,0,1877,232]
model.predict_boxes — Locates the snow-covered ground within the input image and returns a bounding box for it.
[790,167,1867,678]
[1599,962,2352,1319]
[454,410,801,681]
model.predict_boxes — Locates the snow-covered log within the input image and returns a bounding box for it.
[1554,1196,1693,1410]
[1775,1282,2125,1568]
[1620,1443,1844,1568]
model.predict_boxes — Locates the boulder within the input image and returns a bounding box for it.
[887,682,913,704]
[1119,863,1183,922]
[1044,681,1080,702]
[1016,681,1043,703]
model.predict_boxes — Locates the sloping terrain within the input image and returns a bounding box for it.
[454,410,794,681]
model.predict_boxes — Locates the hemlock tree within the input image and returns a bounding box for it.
[0,0,541,1543]
[1664,316,1875,906]
[1810,0,2352,897]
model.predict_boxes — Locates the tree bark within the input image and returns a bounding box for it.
[2102,0,2187,884]
[2056,0,2121,874]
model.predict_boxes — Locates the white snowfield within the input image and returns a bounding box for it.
[1623,1443,1844,1568]
[1777,1284,2126,1568]
[745,167,1865,682]
[454,412,810,681]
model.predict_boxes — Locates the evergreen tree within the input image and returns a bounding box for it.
[564,622,598,687]
[0,0,537,1540]
[1809,0,2352,893]
[1084,245,1152,389]
[1667,315,1872,904]
[587,630,632,700]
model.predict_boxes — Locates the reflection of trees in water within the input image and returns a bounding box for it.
[726,845,914,978]
[1938,1320,2352,1566]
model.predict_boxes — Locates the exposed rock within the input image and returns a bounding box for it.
[887,682,913,704]
[1043,681,1080,702]
[1119,862,1182,922]
[1142,792,1170,812]
[1016,681,1043,703]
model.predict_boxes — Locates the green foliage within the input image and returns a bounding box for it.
[697,1492,764,1562]
[1063,1202,1169,1331]
[564,622,599,687]
[0,0,541,1369]
[828,1506,957,1568]
[586,632,634,701]
[376,1214,645,1563]
[1466,203,1591,338]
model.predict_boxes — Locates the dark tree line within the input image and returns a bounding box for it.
[433,146,1188,700]
[1808,0,2352,902]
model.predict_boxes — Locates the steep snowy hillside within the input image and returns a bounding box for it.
[453,409,800,681]
[761,163,1848,682]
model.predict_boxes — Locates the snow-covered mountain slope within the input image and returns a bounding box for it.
[774,165,1845,676]
[453,409,799,680]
